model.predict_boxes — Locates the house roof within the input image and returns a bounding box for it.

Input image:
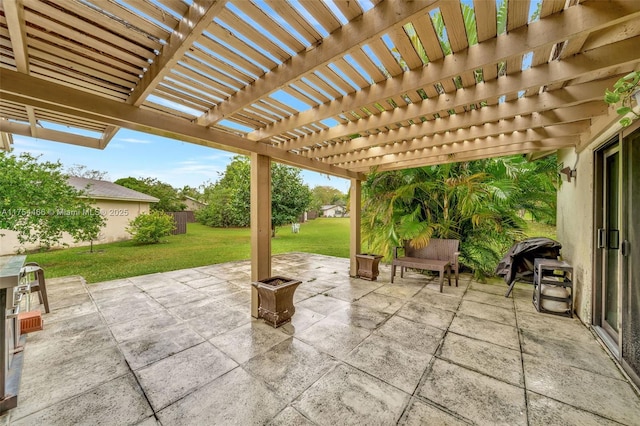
[0,1,639,174]
[67,176,159,203]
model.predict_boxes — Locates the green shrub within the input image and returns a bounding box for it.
[126,211,175,244]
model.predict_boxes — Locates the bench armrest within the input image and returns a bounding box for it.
[453,251,461,266]
[394,246,404,259]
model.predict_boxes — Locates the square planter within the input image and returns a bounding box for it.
[356,254,384,281]
[252,276,302,328]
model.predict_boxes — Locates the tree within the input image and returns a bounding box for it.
[197,156,311,236]
[362,155,558,278]
[179,185,203,202]
[271,163,312,236]
[310,186,346,211]
[0,152,106,250]
[115,177,186,212]
[66,164,109,180]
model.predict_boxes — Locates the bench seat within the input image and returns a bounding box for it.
[391,239,460,292]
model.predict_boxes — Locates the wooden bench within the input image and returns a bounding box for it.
[391,239,460,292]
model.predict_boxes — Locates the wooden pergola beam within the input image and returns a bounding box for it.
[197,0,440,127]
[328,120,591,165]
[356,138,579,173]
[127,0,226,107]
[0,132,14,151]
[285,37,639,152]
[253,1,640,142]
[0,69,362,180]
[0,120,102,148]
[345,133,579,170]
[304,76,614,159]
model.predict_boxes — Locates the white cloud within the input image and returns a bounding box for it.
[118,137,152,144]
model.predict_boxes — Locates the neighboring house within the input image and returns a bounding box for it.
[0,176,158,255]
[320,205,346,217]
[183,196,207,211]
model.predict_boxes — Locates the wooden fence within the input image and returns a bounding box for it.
[168,211,188,235]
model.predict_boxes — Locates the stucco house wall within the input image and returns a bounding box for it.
[556,111,628,325]
[556,148,595,323]
[0,177,158,255]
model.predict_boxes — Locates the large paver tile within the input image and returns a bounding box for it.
[98,296,165,325]
[449,313,520,350]
[12,374,151,426]
[119,323,204,370]
[438,332,523,386]
[267,407,315,426]
[523,354,640,425]
[469,281,509,296]
[410,289,461,312]
[396,301,455,330]
[244,338,337,403]
[41,301,97,325]
[462,289,514,309]
[209,320,290,364]
[296,317,370,359]
[293,364,409,426]
[324,281,381,302]
[157,367,285,425]
[136,342,237,411]
[278,306,325,335]
[327,305,390,330]
[527,392,621,426]
[109,310,179,343]
[23,313,114,366]
[295,294,350,316]
[374,315,444,355]
[457,299,516,326]
[521,329,622,379]
[345,334,432,394]
[374,281,425,299]
[418,359,527,425]
[517,311,595,343]
[400,398,470,425]
[185,305,251,340]
[13,345,129,419]
[353,292,405,314]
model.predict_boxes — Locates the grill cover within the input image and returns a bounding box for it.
[495,237,562,285]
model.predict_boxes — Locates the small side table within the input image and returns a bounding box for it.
[532,258,573,318]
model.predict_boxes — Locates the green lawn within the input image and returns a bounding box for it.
[25,216,556,283]
[26,218,351,283]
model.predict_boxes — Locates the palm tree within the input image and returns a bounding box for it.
[362,155,557,278]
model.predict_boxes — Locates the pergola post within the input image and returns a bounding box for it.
[250,153,271,318]
[349,178,362,277]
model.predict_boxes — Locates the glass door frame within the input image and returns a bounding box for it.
[600,144,621,343]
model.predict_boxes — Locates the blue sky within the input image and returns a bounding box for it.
[9,130,351,193]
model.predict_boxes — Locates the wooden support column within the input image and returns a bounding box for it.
[251,153,271,318]
[349,178,362,277]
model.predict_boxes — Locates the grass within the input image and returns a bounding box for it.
[25,217,556,283]
[26,218,350,283]
[523,220,557,240]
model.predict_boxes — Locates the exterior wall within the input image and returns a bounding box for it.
[184,198,205,211]
[0,199,151,255]
[556,111,624,325]
[557,148,595,324]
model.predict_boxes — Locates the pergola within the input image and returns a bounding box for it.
[1,0,639,316]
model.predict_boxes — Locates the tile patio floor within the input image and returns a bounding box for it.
[1,253,639,425]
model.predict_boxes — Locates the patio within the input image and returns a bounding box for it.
[2,253,639,425]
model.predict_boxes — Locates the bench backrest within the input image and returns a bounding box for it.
[404,238,459,262]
